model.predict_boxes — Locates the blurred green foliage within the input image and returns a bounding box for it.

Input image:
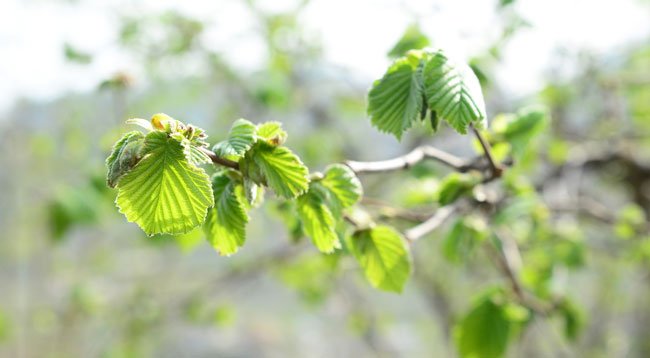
[1,0,649,357]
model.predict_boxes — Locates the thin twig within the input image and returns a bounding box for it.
[361,197,433,222]
[345,145,474,174]
[470,124,503,178]
[404,204,459,242]
[487,232,558,315]
[199,146,240,170]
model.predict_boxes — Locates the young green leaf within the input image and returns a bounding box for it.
[242,177,263,207]
[430,110,441,132]
[297,184,340,253]
[321,164,363,209]
[244,143,309,199]
[492,106,548,158]
[256,121,287,146]
[455,291,512,358]
[436,173,478,205]
[187,143,212,166]
[349,226,412,293]
[212,118,257,158]
[443,217,488,263]
[106,131,145,188]
[387,24,431,58]
[204,173,249,256]
[115,131,214,235]
[423,50,487,134]
[367,50,426,140]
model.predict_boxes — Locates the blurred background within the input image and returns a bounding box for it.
[0,0,649,356]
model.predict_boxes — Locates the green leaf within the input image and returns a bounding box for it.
[455,291,512,358]
[204,173,249,255]
[256,121,287,146]
[349,226,412,293]
[492,106,548,157]
[367,50,426,139]
[187,144,211,166]
[243,143,309,199]
[423,50,487,134]
[436,173,478,205]
[430,110,441,132]
[242,177,264,208]
[297,184,340,253]
[443,217,488,263]
[115,131,214,235]
[106,131,145,188]
[212,118,257,158]
[388,24,431,58]
[321,164,363,209]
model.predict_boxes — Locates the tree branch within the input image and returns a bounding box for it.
[487,232,558,316]
[404,203,459,242]
[345,145,478,174]
[199,146,240,170]
[470,124,503,178]
[361,197,433,222]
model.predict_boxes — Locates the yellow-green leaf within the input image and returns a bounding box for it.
[423,50,487,134]
[245,143,309,199]
[349,226,412,293]
[455,290,514,358]
[204,173,249,256]
[256,121,287,146]
[115,131,214,235]
[297,184,340,253]
[367,50,426,140]
[212,118,256,158]
[106,131,145,188]
[321,164,363,209]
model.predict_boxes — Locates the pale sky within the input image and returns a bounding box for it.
[0,0,648,115]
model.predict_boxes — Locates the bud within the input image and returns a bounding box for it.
[151,113,176,131]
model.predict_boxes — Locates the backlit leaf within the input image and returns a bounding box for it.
[321,164,363,209]
[443,217,488,263]
[367,50,426,139]
[115,131,214,235]
[349,226,412,293]
[423,50,487,134]
[204,173,249,256]
[256,121,287,146]
[212,118,256,158]
[436,173,478,205]
[297,184,340,253]
[455,291,512,358]
[243,143,309,199]
[106,131,145,188]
